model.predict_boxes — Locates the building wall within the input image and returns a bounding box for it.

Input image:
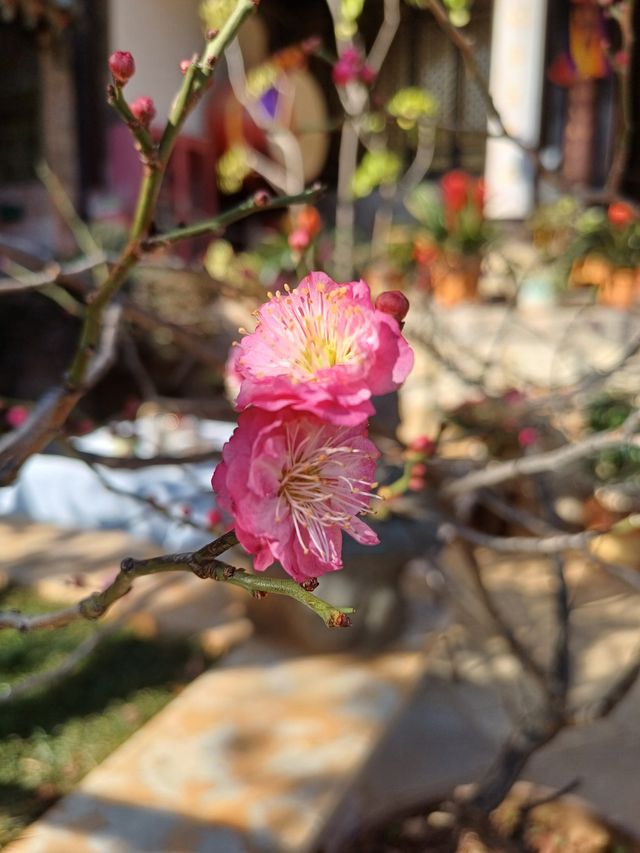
[109,0,206,135]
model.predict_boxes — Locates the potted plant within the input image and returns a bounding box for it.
[407,170,491,306]
[569,202,640,307]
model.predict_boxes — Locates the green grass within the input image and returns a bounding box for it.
[0,586,211,847]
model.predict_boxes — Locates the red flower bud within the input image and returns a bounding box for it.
[130,96,156,129]
[409,435,435,454]
[295,205,321,237]
[607,201,635,228]
[374,290,410,323]
[179,59,192,75]
[108,51,135,86]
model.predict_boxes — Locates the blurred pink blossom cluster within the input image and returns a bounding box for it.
[212,272,413,581]
[332,47,375,87]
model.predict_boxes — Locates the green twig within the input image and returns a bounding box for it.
[143,185,324,248]
[106,84,156,159]
[0,530,355,632]
[192,559,355,627]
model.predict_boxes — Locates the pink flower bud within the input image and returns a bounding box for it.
[130,96,156,129]
[6,405,28,429]
[179,59,192,75]
[518,426,539,448]
[408,475,425,492]
[374,290,410,323]
[288,228,311,252]
[253,189,271,207]
[108,51,135,86]
[332,59,356,86]
[206,509,221,528]
[409,435,435,454]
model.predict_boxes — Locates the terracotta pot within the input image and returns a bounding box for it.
[598,266,640,308]
[569,255,612,288]
[430,254,481,306]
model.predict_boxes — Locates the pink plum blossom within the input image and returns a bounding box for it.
[231,271,414,426]
[211,406,380,581]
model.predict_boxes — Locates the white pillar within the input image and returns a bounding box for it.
[484,0,549,219]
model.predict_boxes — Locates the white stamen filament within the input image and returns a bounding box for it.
[277,423,376,561]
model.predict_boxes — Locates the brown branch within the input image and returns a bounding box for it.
[444,410,640,498]
[0,531,239,633]
[62,440,214,533]
[0,254,107,294]
[0,302,122,485]
[423,0,508,135]
[463,713,566,815]
[0,630,106,702]
[440,519,597,555]
[571,641,640,725]
[65,446,221,471]
[458,542,553,701]
[0,0,258,485]
[0,530,355,632]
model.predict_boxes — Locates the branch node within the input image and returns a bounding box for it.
[120,557,136,575]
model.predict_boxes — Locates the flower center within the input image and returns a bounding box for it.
[276,423,376,561]
[253,283,366,379]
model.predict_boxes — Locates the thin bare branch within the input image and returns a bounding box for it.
[0,531,354,632]
[440,519,597,555]
[443,410,640,498]
[366,0,401,74]
[571,640,640,725]
[458,542,552,700]
[0,254,107,294]
[0,630,106,702]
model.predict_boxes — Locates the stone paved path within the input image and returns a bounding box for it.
[4,647,426,853]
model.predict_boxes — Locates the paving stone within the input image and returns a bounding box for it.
[5,650,426,853]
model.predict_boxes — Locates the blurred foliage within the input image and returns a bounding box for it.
[406,171,490,258]
[352,150,402,199]
[570,204,640,269]
[586,393,640,483]
[528,195,582,261]
[217,145,252,195]
[387,87,438,130]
